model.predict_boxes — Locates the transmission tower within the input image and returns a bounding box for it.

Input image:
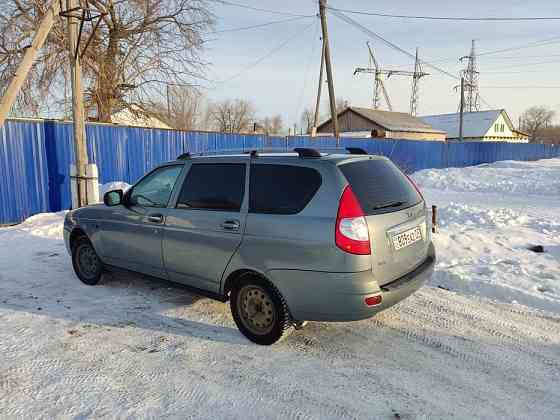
[459,40,480,112]
[410,47,424,116]
[354,43,428,114]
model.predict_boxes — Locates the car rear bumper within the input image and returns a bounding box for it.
[267,242,435,322]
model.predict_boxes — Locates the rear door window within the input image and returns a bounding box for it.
[339,159,422,215]
[249,164,321,214]
[176,163,246,211]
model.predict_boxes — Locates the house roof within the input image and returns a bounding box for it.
[111,105,171,130]
[317,107,446,134]
[420,109,514,139]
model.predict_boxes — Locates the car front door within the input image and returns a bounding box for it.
[163,160,248,293]
[100,164,184,278]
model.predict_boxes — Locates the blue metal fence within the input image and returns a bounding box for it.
[1,118,559,224]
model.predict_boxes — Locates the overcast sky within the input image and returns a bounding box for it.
[203,0,560,128]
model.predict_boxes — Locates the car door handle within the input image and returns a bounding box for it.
[147,214,164,224]
[221,220,240,230]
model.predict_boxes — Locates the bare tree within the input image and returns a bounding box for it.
[336,97,349,113]
[149,85,208,131]
[209,99,255,133]
[0,1,213,121]
[260,114,283,135]
[322,97,348,116]
[535,126,560,145]
[520,106,556,142]
[300,107,314,133]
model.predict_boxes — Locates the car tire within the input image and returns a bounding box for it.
[71,236,104,286]
[230,274,292,345]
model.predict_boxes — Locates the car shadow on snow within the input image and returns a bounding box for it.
[1,244,248,346]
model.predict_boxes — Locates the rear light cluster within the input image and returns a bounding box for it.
[364,295,382,306]
[335,186,371,255]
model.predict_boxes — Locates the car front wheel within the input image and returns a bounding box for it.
[72,236,103,286]
[230,274,292,345]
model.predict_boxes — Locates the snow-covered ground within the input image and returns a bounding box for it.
[1,159,559,419]
[413,159,560,313]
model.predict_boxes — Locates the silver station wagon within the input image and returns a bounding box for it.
[64,148,435,345]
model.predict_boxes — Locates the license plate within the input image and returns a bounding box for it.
[392,226,422,250]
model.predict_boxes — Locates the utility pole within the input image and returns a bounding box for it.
[318,0,339,141]
[312,40,326,136]
[0,2,61,127]
[67,0,89,207]
[166,84,171,120]
[459,77,465,141]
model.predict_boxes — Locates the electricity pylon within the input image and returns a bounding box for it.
[354,43,429,114]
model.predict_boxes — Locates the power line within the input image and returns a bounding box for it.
[215,20,317,84]
[294,19,321,125]
[213,0,312,18]
[389,36,560,66]
[481,86,560,89]
[330,9,460,81]
[477,36,560,56]
[484,69,558,74]
[325,5,560,21]
[481,58,560,71]
[330,9,498,110]
[208,16,314,34]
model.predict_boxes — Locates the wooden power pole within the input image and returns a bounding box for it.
[0,2,61,127]
[67,0,89,207]
[459,77,465,142]
[318,0,339,141]
[311,40,326,136]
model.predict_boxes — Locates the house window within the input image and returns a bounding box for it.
[501,124,505,132]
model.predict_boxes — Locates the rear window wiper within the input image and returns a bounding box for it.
[371,201,405,210]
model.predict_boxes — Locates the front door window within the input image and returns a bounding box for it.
[129,165,183,208]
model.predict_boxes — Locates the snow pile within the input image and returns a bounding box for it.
[414,158,560,313]
[413,159,560,196]
[439,202,530,228]
[7,211,65,239]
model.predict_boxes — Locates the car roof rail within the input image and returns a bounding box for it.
[346,147,368,155]
[294,147,322,158]
[244,150,259,158]
[177,152,191,160]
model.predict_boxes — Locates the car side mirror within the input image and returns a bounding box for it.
[104,189,123,206]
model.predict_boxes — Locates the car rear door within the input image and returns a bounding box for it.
[163,159,248,293]
[338,157,431,286]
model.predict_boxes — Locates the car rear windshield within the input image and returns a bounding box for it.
[339,158,422,215]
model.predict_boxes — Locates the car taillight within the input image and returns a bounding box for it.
[335,186,371,255]
[405,173,424,201]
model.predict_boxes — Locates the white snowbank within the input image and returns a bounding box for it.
[413,158,560,313]
[413,159,560,196]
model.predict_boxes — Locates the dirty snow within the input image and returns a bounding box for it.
[1,159,560,419]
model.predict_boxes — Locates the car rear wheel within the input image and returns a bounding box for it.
[72,236,103,286]
[230,274,291,345]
